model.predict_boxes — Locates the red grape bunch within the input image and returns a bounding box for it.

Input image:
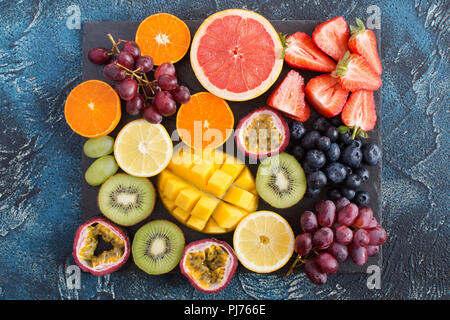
[87,34,191,124]
[285,197,387,285]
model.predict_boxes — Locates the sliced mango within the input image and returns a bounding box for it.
[175,189,202,212]
[191,196,219,221]
[206,170,233,198]
[212,202,246,229]
[223,186,257,211]
[186,215,208,231]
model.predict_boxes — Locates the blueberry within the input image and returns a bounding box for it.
[343,165,353,176]
[301,160,317,175]
[362,143,382,166]
[338,132,353,145]
[325,143,341,162]
[306,186,322,198]
[307,170,327,189]
[312,117,329,132]
[316,136,331,151]
[328,188,342,201]
[340,187,356,200]
[341,145,362,168]
[306,149,326,169]
[290,122,306,141]
[355,167,370,182]
[325,162,347,184]
[301,130,321,150]
[324,126,339,142]
[330,116,342,127]
[291,145,305,161]
[345,173,362,189]
[350,139,362,149]
[354,190,370,207]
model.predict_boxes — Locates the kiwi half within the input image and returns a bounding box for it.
[98,173,155,226]
[132,220,185,275]
[256,152,306,208]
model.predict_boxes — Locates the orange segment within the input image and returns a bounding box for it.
[64,80,121,138]
[135,13,191,65]
[176,92,234,150]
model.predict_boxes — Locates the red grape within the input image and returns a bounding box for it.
[88,47,110,64]
[353,206,373,228]
[125,94,144,115]
[368,227,387,246]
[300,211,318,233]
[158,74,178,91]
[123,41,141,60]
[294,233,312,256]
[365,217,380,230]
[154,91,177,116]
[116,78,138,101]
[327,242,349,262]
[335,197,351,211]
[154,62,176,79]
[335,225,353,245]
[103,62,126,81]
[304,260,327,285]
[353,229,370,247]
[116,51,135,69]
[366,245,379,257]
[337,203,359,226]
[142,104,163,124]
[312,227,334,250]
[350,245,368,266]
[171,85,191,104]
[143,84,160,97]
[135,56,154,73]
[316,200,336,227]
[315,252,339,274]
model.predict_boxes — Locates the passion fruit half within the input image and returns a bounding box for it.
[235,107,290,159]
[180,238,237,294]
[72,217,130,276]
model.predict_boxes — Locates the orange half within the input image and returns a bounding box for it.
[176,92,234,150]
[135,13,191,65]
[64,80,121,138]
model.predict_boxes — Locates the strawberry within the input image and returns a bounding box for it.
[340,90,377,138]
[283,32,336,72]
[348,18,382,75]
[305,74,349,118]
[267,70,310,122]
[332,51,382,91]
[312,16,349,61]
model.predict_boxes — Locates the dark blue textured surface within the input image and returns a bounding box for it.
[0,0,448,300]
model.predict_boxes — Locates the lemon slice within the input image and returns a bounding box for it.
[114,119,173,177]
[233,211,295,273]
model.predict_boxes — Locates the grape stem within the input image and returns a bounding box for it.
[107,33,124,55]
[284,254,308,278]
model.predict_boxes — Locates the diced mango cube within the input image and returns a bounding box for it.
[223,186,256,211]
[175,188,202,212]
[191,196,219,220]
[206,170,233,198]
[157,170,176,192]
[164,178,188,201]
[221,155,245,180]
[212,202,245,229]
[203,219,227,234]
[190,162,216,188]
[186,215,208,231]
[172,207,190,223]
[162,197,177,211]
[233,167,256,191]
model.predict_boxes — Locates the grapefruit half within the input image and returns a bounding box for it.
[190,9,284,101]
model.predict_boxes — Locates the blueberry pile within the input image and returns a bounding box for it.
[289,117,381,206]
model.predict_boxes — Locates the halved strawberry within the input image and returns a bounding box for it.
[305,74,349,118]
[284,32,336,72]
[267,70,310,122]
[312,16,349,61]
[348,18,382,75]
[332,51,382,91]
[341,90,377,138]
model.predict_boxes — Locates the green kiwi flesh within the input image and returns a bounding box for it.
[98,173,155,226]
[256,152,306,208]
[132,220,185,275]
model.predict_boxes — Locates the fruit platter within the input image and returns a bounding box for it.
[66,9,386,291]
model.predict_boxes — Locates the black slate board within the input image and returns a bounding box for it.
[81,20,382,274]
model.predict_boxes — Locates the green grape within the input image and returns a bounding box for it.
[83,136,114,158]
[85,155,118,186]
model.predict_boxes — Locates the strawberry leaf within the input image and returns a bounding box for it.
[279,32,288,59]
